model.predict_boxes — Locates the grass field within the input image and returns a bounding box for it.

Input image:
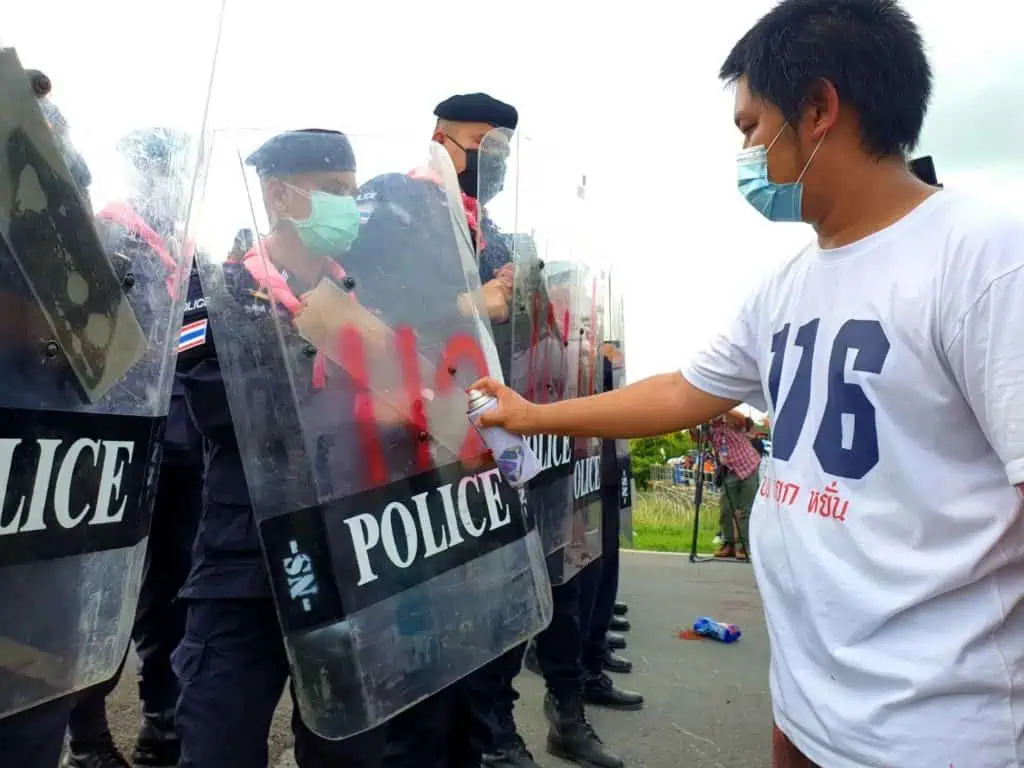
[630,485,721,554]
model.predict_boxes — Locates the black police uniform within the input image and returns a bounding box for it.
[173,130,385,768]
[454,217,545,764]
[577,359,623,676]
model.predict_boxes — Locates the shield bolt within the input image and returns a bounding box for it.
[29,70,52,96]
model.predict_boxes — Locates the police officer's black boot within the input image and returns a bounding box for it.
[543,692,623,768]
[482,700,544,767]
[62,732,130,768]
[582,672,644,711]
[605,632,626,651]
[608,615,631,633]
[131,709,180,766]
[482,731,544,768]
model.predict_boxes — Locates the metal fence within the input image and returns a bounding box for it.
[648,464,720,493]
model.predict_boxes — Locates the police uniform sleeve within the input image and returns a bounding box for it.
[176,263,258,446]
[181,262,313,448]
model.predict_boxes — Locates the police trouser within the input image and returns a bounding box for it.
[0,694,76,768]
[380,679,484,767]
[534,572,585,699]
[457,642,529,752]
[68,459,203,746]
[578,484,622,676]
[173,598,386,768]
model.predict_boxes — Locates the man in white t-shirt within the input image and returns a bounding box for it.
[470,0,1024,765]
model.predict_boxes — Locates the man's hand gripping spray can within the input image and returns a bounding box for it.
[466,389,542,488]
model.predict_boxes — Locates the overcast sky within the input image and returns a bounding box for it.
[5,0,1021,399]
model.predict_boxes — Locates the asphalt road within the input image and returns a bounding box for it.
[103,551,772,767]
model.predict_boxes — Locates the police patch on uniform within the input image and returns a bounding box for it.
[178,319,208,352]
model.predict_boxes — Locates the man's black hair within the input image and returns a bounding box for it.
[719,0,932,158]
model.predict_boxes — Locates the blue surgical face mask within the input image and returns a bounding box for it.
[736,124,825,223]
[285,186,360,255]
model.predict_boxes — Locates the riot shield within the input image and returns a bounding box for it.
[605,269,633,546]
[567,260,607,571]
[193,130,551,739]
[484,133,587,584]
[0,4,223,718]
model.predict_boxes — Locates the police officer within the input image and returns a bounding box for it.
[429,92,633,768]
[175,128,385,768]
[62,128,206,768]
[420,92,536,768]
[410,92,536,768]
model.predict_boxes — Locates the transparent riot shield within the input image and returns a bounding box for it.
[475,128,518,383]
[567,260,607,571]
[487,134,587,584]
[605,269,633,546]
[193,130,551,740]
[0,4,224,718]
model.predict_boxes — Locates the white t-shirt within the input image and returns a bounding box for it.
[683,190,1024,768]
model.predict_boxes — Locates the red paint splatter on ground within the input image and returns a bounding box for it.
[678,629,702,640]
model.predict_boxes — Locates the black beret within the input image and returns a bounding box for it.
[245,129,356,178]
[433,93,518,131]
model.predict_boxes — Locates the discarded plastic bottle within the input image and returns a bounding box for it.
[693,616,741,643]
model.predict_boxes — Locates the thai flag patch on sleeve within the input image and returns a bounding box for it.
[178,319,208,352]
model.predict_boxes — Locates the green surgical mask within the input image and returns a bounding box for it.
[286,188,360,255]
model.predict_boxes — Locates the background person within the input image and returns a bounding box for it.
[698,409,760,561]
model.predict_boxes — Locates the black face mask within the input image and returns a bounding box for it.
[449,136,506,205]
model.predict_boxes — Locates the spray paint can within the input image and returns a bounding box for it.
[466,389,541,488]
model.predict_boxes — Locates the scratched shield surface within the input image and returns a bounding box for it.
[193,131,551,740]
[0,4,223,718]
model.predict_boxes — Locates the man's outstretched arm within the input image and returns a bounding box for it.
[471,372,739,439]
